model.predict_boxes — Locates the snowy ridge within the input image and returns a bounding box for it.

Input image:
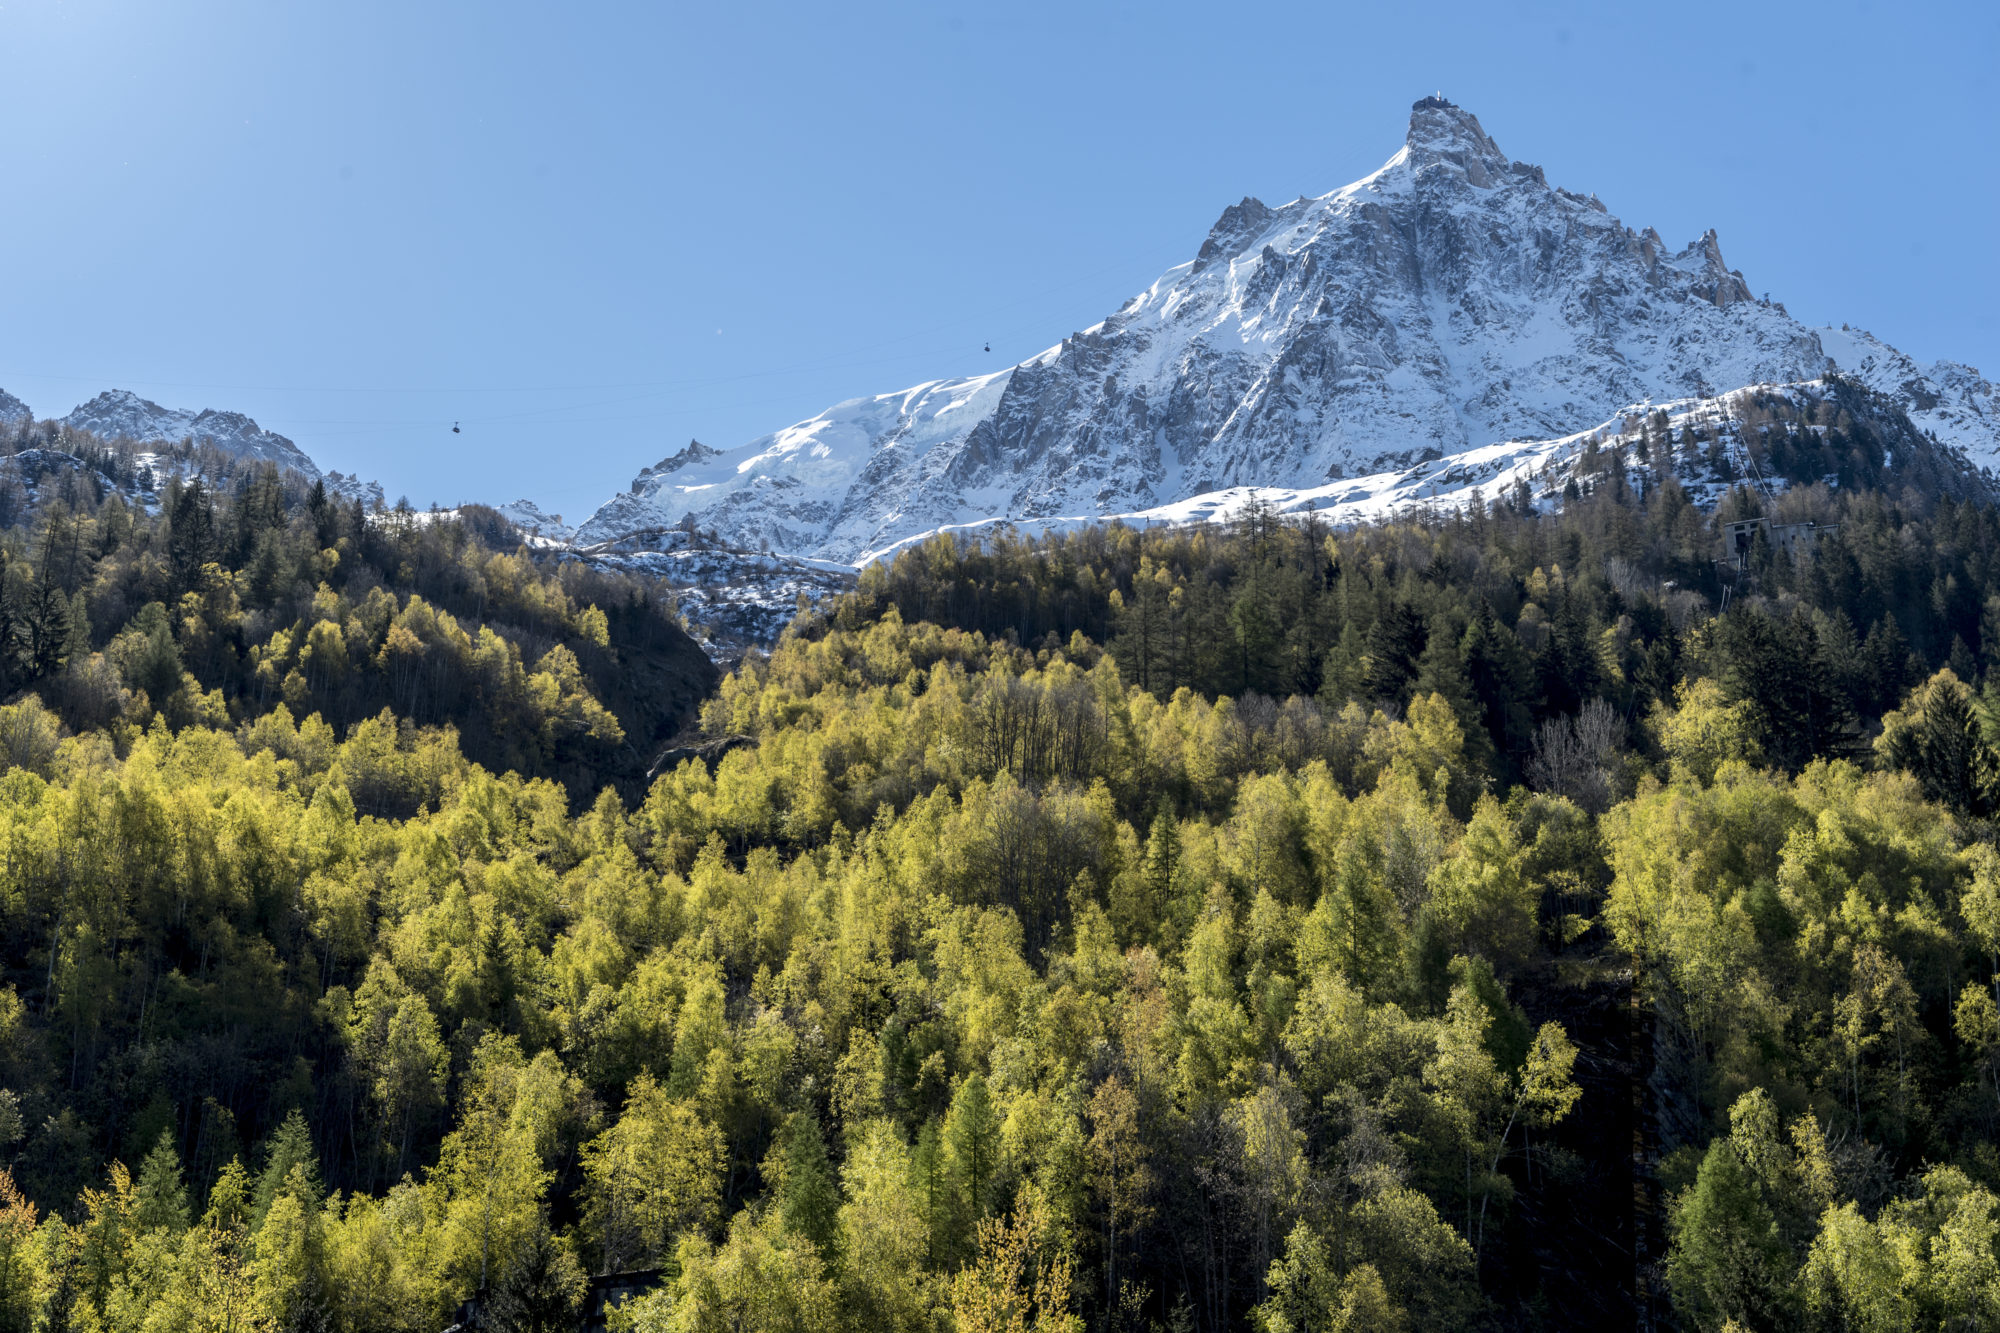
[492,499,575,541]
[62,390,322,476]
[0,444,389,521]
[1811,325,1997,461]
[0,386,391,507]
[575,96,1999,566]
[857,377,1966,563]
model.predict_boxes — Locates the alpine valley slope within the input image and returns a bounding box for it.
[573,96,1999,564]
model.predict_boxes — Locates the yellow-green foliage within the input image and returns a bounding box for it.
[0,608,1594,1332]
[3,603,2000,1333]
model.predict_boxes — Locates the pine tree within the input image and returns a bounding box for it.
[307,477,336,549]
[943,1073,1002,1260]
[1362,600,1426,705]
[251,1110,322,1229]
[484,1214,586,1333]
[60,591,89,670]
[168,478,216,593]
[1727,609,1854,770]
[1949,634,1978,684]
[1138,809,1176,935]
[1860,615,1918,715]
[1415,614,1492,774]
[912,1116,949,1268]
[134,1130,190,1233]
[1537,591,1599,718]
[777,1110,840,1262]
[1665,1142,1791,1329]
[1881,671,2000,817]
[1229,559,1285,696]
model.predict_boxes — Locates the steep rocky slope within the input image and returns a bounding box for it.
[0,387,384,505]
[62,389,320,474]
[575,97,1997,563]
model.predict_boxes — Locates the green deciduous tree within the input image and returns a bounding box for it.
[581,1074,724,1274]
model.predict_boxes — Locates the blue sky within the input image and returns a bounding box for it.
[0,0,1992,517]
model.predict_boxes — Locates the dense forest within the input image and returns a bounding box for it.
[0,427,715,804]
[1,399,2000,1331]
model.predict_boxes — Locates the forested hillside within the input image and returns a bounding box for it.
[0,424,716,800]
[1,408,2000,1331]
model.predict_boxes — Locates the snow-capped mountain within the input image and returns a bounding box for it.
[63,390,321,475]
[0,387,388,506]
[575,96,1998,564]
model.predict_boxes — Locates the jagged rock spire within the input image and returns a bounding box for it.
[1194,197,1273,271]
[1403,94,1513,186]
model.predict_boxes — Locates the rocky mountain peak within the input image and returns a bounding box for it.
[68,389,150,423]
[61,390,318,476]
[493,499,574,540]
[1686,228,1754,307]
[1194,197,1274,271]
[1403,94,1512,187]
[570,98,2000,567]
[634,440,726,491]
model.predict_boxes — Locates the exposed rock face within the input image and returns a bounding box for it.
[493,499,575,540]
[635,441,725,489]
[647,733,754,781]
[62,390,323,476]
[575,96,1997,564]
[0,387,393,507]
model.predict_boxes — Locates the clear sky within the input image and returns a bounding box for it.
[0,0,1992,518]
